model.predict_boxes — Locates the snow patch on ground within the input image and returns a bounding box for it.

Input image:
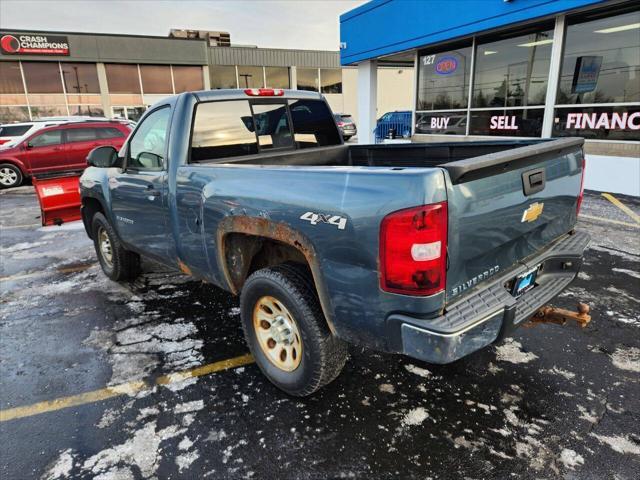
[42,449,75,480]
[559,448,584,470]
[404,364,431,378]
[0,240,50,253]
[610,346,640,372]
[612,268,640,280]
[175,400,204,414]
[590,434,640,455]
[81,421,185,478]
[401,407,428,427]
[540,366,576,380]
[495,338,539,364]
[378,383,395,394]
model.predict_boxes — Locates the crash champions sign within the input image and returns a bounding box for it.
[0,33,69,55]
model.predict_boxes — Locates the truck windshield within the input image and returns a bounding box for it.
[190,98,340,162]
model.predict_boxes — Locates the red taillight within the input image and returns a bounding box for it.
[337,122,345,127]
[244,88,284,96]
[380,202,448,296]
[576,156,586,216]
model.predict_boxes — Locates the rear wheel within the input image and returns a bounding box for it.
[240,263,348,396]
[0,164,23,189]
[91,212,140,281]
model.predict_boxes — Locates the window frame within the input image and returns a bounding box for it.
[413,7,640,142]
[187,96,341,164]
[28,128,64,148]
[63,127,100,144]
[124,105,172,172]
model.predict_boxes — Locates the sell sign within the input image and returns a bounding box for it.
[0,33,69,55]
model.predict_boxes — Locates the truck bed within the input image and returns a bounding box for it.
[194,138,581,185]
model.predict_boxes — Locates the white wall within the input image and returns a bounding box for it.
[585,154,640,197]
[341,66,414,124]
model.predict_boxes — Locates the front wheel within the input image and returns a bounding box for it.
[91,212,140,281]
[0,164,23,189]
[240,263,348,396]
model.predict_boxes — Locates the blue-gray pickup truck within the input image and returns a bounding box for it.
[80,88,589,396]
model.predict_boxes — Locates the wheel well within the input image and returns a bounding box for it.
[0,160,25,176]
[81,197,105,239]
[223,233,309,293]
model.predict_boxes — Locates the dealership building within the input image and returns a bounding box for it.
[341,0,639,195]
[0,28,413,126]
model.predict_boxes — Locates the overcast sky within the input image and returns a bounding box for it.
[0,0,366,50]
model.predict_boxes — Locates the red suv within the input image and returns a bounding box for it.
[0,120,131,188]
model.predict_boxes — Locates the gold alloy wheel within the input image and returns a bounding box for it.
[253,295,302,372]
[98,227,113,268]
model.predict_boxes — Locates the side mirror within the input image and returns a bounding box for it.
[25,142,34,149]
[87,146,121,168]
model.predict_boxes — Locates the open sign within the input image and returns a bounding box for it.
[435,56,458,75]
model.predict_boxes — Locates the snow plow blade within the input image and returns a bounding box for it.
[32,171,83,226]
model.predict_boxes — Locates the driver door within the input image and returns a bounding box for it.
[110,106,171,261]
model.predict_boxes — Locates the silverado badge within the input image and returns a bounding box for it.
[521,202,544,223]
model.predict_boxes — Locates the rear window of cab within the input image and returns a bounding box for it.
[190,98,341,162]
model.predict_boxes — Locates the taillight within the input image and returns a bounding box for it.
[244,88,284,96]
[380,202,448,296]
[576,155,586,216]
[337,122,345,127]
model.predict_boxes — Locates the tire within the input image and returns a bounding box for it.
[0,163,23,189]
[91,212,140,281]
[240,263,348,396]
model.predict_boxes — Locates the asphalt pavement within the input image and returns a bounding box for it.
[0,187,638,480]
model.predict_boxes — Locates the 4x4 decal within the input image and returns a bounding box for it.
[300,211,347,230]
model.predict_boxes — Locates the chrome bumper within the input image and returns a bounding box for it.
[387,230,590,364]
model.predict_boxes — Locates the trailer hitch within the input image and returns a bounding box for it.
[526,303,591,328]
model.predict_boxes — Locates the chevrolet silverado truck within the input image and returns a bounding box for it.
[80,88,589,396]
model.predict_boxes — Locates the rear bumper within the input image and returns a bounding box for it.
[386,230,590,364]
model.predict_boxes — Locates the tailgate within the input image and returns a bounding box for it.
[442,138,584,302]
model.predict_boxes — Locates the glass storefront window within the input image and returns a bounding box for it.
[0,61,25,94]
[69,105,105,117]
[469,108,544,137]
[140,65,173,94]
[30,105,69,119]
[265,67,290,89]
[210,66,237,89]
[473,27,554,108]
[0,106,30,123]
[60,63,100,94]
[173,66,204,92]
[417,44,472,110]
[237,66,264,88]
[415,112,467,134]
[553,106,640,141]
[297,68,319,92]
[22,62,64,93]
[558,9,640,104]
[105,64,141,94]
[320,69,342,93]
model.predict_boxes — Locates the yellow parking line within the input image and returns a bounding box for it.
[579,214,640,229]
[602,193,640,225]
[0,353,254,422]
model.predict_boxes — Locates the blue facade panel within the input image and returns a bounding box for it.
[340,0,607,65]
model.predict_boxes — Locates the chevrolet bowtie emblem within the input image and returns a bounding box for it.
[522,202,544,222]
